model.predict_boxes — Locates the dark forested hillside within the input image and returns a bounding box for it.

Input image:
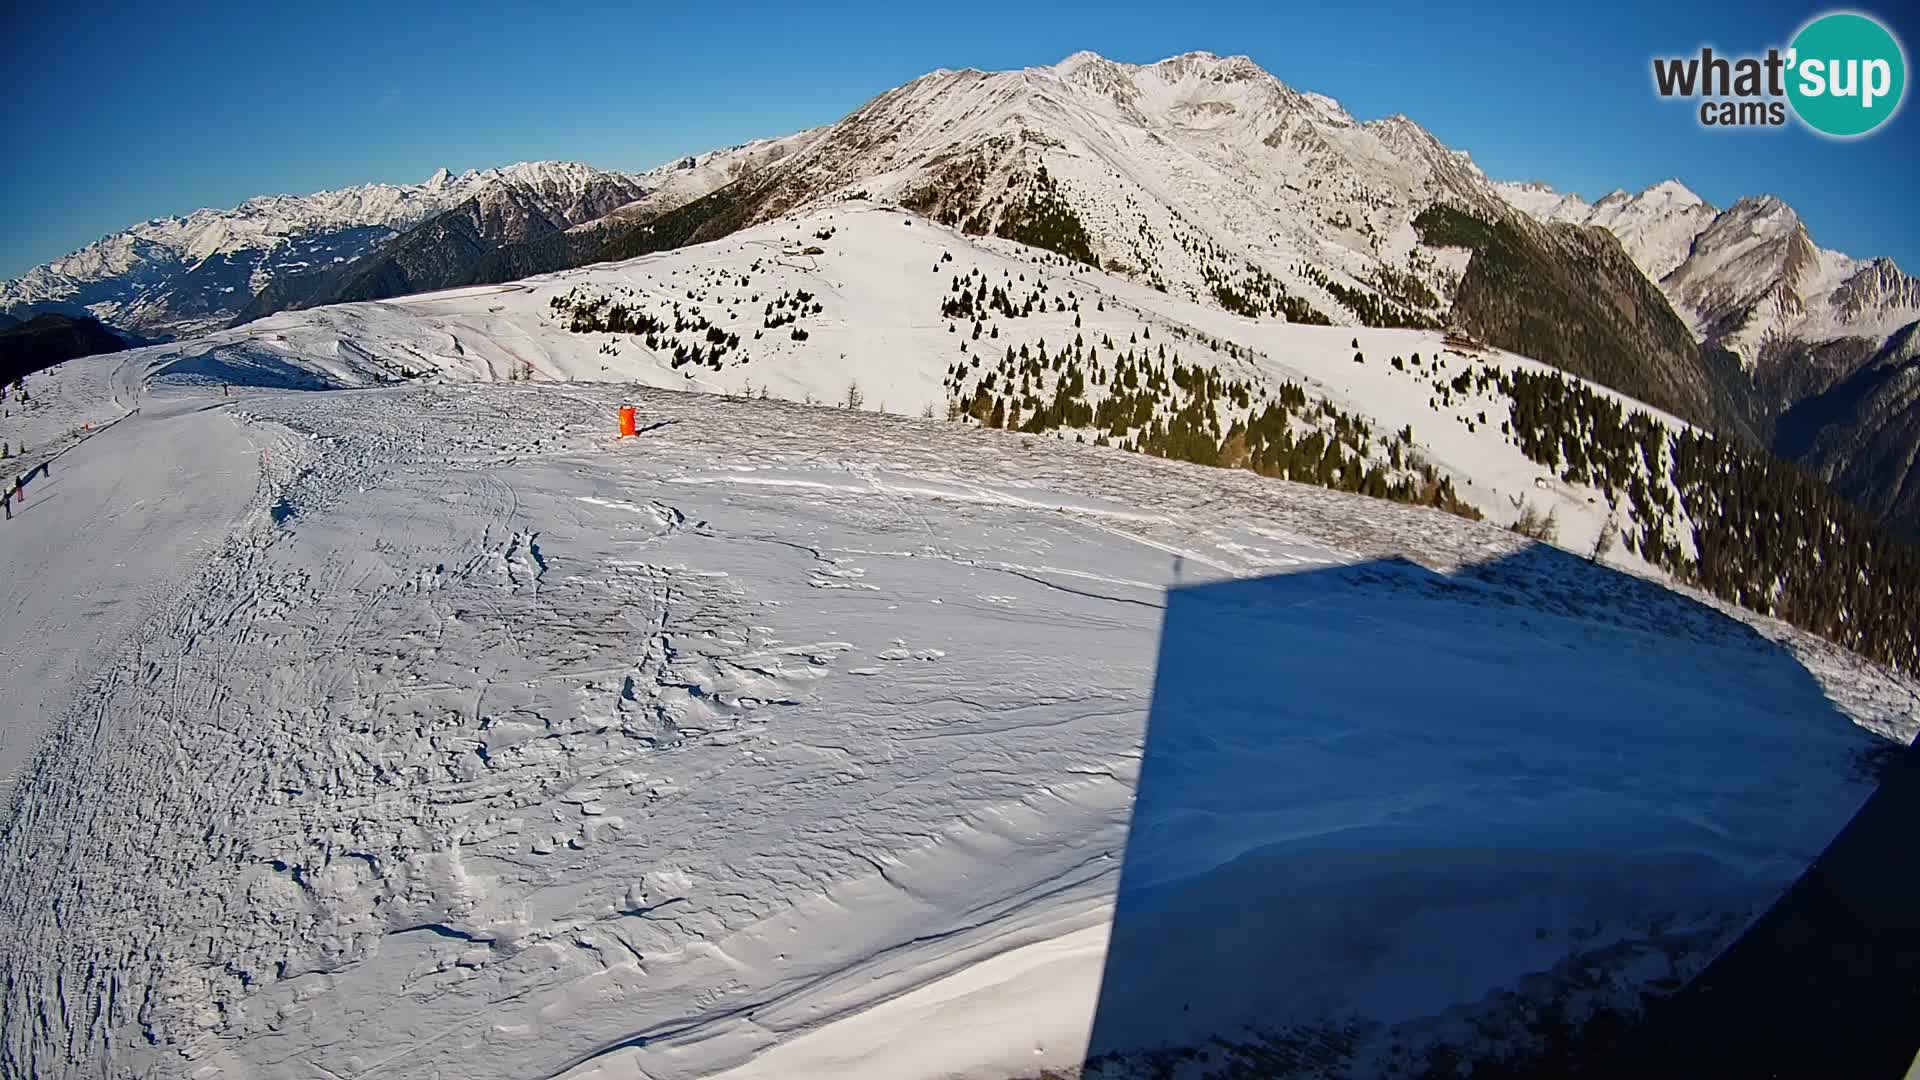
[1497,366,1920,675]
[1414,205,1748,441]
[1773,324,1920,540]
[0,314,129,384]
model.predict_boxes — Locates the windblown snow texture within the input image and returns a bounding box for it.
[0,342,1913,1079]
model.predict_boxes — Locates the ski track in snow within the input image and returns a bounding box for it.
[0,353,238,797]
[0,367,1915,1078]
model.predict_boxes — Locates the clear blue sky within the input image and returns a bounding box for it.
[4,0,1915,278]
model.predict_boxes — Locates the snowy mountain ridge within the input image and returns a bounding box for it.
[114,204,1651,559]
[11,48,1913,369]
[624,45,1908,374]
[6,50,1531,344]
[579,129,827,230]
[13,48,1907,374]
[8,50,1916,531]
[1492,177,1920,363]
[0,161,646,338]
[1492,174,1920,536]
[535,50,1766,444]
[15,161,599,280]
[739,47,1517,314]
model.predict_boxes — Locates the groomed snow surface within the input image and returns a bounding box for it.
[2,228,1917,1078]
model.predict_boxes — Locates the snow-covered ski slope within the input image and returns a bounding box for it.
[0,353,235,795]
[136,203,1704,569]
[1,328,1916,1079]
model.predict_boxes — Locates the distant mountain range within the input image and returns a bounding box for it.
[0,161,648,338]
[1494,178,1920,537]
[0,146,815,342]
[4,51,1915,535]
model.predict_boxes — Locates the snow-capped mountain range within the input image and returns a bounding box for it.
[661,49,1509,319]
[11,50,1910,370]
[0,162,648,338]
[1491,174,1920,535]
[592,129,825,228]
[4,50,1916,534]
[1493,177,1920,367]
[1495,178,1717,283]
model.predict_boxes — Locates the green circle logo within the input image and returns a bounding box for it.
[1787,12,1907,136]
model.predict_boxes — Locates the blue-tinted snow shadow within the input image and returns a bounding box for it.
[149,345,340,391]
[1081,543,1903,1077]
[1576,731,1920,1079]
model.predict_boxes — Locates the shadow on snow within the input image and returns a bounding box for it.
[150,344,342,391]
[1079,542,1910,1078]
